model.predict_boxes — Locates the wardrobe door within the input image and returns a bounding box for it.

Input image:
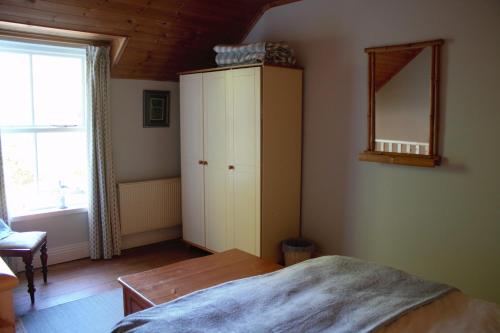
[229,67,261,256]
[203,71,229,252]
[180,74,205,247]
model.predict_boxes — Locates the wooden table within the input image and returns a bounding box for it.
[117,249,281,316]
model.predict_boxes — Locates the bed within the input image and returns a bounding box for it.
[112,253,500,333]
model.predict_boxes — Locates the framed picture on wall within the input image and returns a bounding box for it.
[143,90,170,127]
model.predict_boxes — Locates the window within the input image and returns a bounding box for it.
[0,39,88,217]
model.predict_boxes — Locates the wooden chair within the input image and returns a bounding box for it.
[0,232,47,304]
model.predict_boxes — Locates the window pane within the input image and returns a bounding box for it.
[1,133,37,214]
[37,132,88,208]
[0,52,32,126]
[32,55,84,126]
[0,42,87,215]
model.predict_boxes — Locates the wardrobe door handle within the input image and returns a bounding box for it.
[228,165,235,170]
[203,161,208,165]
[198,160,204,165]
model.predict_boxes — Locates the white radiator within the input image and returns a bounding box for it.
[118,177,181,235]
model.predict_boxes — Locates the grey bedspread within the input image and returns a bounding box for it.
[112,255,454,333]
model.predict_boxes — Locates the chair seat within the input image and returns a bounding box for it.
[0,231,47,252]
[0,231,48,304]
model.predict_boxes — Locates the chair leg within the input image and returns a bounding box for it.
[40,242,48,284]
[23,254,36,304]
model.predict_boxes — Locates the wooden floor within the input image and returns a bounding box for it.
[14,240,207,317]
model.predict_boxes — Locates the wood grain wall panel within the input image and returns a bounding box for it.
[374,48,423,91]
[0,0,302,80]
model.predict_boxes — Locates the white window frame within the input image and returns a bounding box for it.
[0,39,88,218]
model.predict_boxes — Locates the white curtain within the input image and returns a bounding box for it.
[86,45,121,259]
[0,132,12,269]
[0,132,8,224]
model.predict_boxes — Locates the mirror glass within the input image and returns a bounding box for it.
[374,47,431,155]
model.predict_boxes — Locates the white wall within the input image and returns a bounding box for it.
[11,79,181,261]
[376,48,431,143]
[110,79,180,182]
[12,211,88,248]
[246,0,500,303]
[111,79,182,249]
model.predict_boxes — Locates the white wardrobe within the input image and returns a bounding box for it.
[180,65,302,263]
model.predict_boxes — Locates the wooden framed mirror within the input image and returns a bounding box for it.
[359,39,444,167]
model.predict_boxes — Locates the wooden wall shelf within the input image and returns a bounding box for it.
[358,151,441,167]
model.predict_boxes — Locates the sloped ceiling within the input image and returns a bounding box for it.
[0,0,300,81]
[374,48,423,92]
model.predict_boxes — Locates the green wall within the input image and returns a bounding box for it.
[247,0,500,303]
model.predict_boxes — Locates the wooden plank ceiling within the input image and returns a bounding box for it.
[0,0,300,81]
[374,48,423,92]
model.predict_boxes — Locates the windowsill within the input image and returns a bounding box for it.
[10,206,88,223]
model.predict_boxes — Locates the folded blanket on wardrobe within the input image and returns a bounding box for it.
[213,41,296,66]
[215,51,267,66]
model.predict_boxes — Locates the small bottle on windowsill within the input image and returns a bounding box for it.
[58,180,68,209]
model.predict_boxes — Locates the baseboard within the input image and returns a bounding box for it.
[13,241,90,273]
[121,225,181,250]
